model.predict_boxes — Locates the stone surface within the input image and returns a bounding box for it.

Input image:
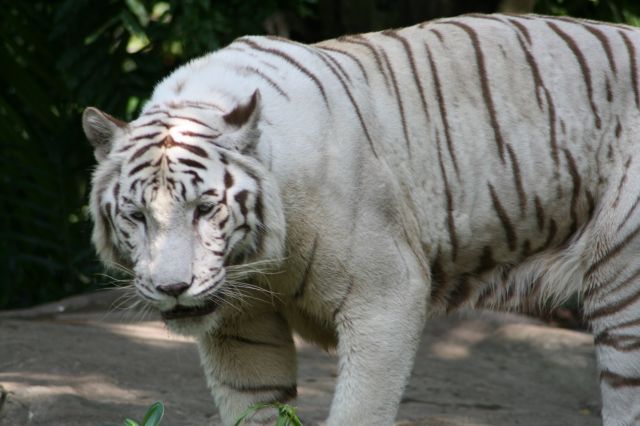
[0,293,600,425]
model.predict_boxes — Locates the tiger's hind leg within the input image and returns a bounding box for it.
[582,160,640,425]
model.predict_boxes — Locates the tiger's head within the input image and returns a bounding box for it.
[82,91,285,335]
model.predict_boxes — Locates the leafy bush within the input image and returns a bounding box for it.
[535,0,640,23]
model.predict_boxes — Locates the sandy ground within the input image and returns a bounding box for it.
[0,291,601,425]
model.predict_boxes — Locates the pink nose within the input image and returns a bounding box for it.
[156,282,190,297]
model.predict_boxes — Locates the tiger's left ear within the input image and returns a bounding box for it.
[222,90,261,153]
[82,107,128,162]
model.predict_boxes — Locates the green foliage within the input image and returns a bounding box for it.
[0,0,315,309]
[234,402,304,426]
[535,0,640,25]
[123,401,165,426]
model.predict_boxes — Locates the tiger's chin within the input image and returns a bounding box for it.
[160,300,223,336]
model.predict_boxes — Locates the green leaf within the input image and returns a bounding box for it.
[123,419,139,426]
[142,402,164,426]
[275,417,289,426]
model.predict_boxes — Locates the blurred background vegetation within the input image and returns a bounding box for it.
[1,0,639,310]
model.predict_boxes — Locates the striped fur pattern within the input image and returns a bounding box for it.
[83,14,640,425]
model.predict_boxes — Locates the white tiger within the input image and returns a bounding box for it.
[83,13,640,425]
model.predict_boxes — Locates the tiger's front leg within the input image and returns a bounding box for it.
[327,240,428,425]
[196,311,297,425]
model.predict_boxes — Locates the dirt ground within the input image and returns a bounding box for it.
[0,291,601,425]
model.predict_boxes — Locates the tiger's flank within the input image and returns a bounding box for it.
[83,14,640,425]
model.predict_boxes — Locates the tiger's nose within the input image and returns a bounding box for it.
[156,282,190,297]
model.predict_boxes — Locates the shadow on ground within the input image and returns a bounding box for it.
[0,292,600,425]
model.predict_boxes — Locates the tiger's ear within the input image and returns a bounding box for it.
[82,107,127,162]
[222,90,261,153]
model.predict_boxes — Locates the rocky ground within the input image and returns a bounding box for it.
[0,291,601,425]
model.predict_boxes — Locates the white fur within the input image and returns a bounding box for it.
[84,14,640,425]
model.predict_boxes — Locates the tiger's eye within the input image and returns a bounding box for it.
[130,211,146,222]
[197,204,214,215]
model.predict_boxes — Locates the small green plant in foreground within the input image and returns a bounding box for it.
[123,401,164,426]
[234,402,303,426]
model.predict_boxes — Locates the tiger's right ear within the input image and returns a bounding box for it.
[82,107,128,162]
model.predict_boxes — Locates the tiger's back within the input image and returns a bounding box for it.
[312,15,640,316]
[84,14,640,426]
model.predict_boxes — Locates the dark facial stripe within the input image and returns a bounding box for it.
[170,142,209,158]
[235,38,329,108]
[382,31,431,122]
[234,190,249,217]
[130,141,163,161]
[339,35,391,92]
[139,111,217,132]
[314,48,379,158]
[131,132,162,141]
[380,48,411,154]
[224,170,234,188]
[182,170,202,185]
[488,183,517,251]
[506,144,526,216]
[133,119,170,130]
[442,21,506,162]
[425,43,460,177]
[253,188,264,231]
[619,30,640,109]
[177,158,206,170]
[179,131,220,141]
[202,189,218,197]
[563,149,582,234]
[176,100,225,111]
[547,21,601,129]
[317,46,370,84]
[128,161,153,176]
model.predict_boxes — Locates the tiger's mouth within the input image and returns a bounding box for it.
[160,299,221,320]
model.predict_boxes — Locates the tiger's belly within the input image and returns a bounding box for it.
[423,160,604,314]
